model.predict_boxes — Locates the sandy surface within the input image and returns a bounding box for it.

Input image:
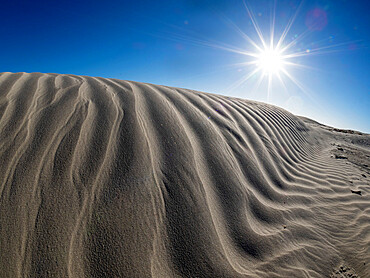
[0,72,369,277]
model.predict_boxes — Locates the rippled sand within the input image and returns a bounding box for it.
[0,72,368,277]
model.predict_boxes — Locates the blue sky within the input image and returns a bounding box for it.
[1,0,369,132]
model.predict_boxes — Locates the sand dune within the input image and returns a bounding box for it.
[0,72,368,277]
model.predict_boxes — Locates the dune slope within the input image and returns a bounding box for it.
[0,72,369,277]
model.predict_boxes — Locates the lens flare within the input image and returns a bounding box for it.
[162,0,355,101]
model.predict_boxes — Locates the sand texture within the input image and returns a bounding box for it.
[0,72,369,277]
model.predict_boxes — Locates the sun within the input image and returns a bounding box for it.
[256,48,285,75]
[219,0,314,99]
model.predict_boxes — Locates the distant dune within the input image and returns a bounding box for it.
[0,72,369,277]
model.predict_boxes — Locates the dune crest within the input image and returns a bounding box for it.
[0,72,369,277]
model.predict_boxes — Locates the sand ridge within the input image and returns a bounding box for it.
[0,72,369,277]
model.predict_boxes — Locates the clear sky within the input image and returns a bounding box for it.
[1,0,369,132]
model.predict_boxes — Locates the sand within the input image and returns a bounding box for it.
[0,72,368,278]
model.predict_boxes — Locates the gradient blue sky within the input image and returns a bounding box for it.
[1,0,369,132]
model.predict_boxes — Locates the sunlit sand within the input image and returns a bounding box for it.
[0,72,368,277]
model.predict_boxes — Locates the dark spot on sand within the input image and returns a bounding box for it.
[335,154,347,159]
[331,265,358,278]
[351,190,362,196]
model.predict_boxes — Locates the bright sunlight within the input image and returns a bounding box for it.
[256,48,285,75]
